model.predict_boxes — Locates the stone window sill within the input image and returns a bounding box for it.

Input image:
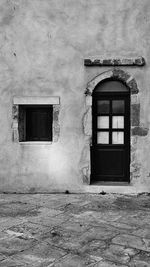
[91,182,130,186]
[19,141,52,145]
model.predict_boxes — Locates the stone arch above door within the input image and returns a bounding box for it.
[85,68,138,96]
[84,69,141,136]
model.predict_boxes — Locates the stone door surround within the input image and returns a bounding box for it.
[82,68,148,184]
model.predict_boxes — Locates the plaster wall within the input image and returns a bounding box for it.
[0,0,150,193]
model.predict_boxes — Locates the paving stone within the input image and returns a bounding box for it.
[118,212,150,228]
[37,207,64,217]
[0,258,27,267]
[80,226,118,243]
[108,221,138,231]
[129,260,150,267]
[32,195,82,210]
[8,241,67,266]
[80,239,106,254]
[28,214,68,227]
[0,235,37,256]
[45,231,84,253]
[59,220,91,233]
[0,217,25,231]
[5,222,52,240]
[94,261,128,267]
[93,211,124,222]
[102,244,137,264]
[131,228,150,239]
[0,194,149,266]
[52,254,102,267]
[0,202,40,217]
[0,254,6,262]
[129,250,150,266]
[112,234,150,252]
[72,211,123,228]
[45,227,105,255]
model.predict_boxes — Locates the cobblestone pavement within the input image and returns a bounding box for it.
[0,193,150,266]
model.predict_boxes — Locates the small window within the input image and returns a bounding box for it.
[19,105,53,142]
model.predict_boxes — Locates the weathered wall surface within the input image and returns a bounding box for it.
[0,0,150,193]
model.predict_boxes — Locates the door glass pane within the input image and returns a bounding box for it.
[112,100,124,113]
[97,100,109,114]
[112,132,124,144]
[112,116,124,129]
[97,132,109,144]
[97,116,109,129]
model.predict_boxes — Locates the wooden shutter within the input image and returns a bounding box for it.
[26,106,52,141]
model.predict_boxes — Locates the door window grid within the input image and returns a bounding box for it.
[97,116,109,129]
[112,100,124,113]
[112,132,124,144]
[112,116,124,129]
[97,131,109,144]
[97,100,110,114]
[96,99,125,145]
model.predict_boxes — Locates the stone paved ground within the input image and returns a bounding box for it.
[0,193,150,266]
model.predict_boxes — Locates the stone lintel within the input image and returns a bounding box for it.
[13,96,60,105]
[84,57,145,66]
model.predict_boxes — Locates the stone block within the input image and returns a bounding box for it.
[131,94,139,104]
[83,107,92,136]
[113,68,130,81]
[132,126,149,136]
[131,104,140,126]
[112,234,150,252]
[53,105,60,142]
[85,95,92,106]
[127,79,138,94]
[103,244,136,265]
[12,105,18,120]
[84,57,145,66]
[13,96,60,105]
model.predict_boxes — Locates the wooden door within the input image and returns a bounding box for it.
[91,80,130,183]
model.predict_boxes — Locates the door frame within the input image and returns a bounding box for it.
[82,69,140,185]
[91,89,130,183]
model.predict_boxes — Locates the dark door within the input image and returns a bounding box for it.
[91,80,130,183]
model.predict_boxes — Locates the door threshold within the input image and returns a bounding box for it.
[91,181,130,186]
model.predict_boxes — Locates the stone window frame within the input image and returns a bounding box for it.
[83,68,148,184]
[12,96,60,143]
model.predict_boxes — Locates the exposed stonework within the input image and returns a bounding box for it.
[82,166,90,184]
[84,57,145,66]
[132,126,149,136]
[12,105,19,142]
[131,94,139,105]
[79,141,91,185]
[83,107,92,136]
[131,104,140,126]
[18,106,26,141]
[130,136,141,182]
[12,105,18,121]
[127,79,138,94]
[86,69,139,95]
[53,105,60,142]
